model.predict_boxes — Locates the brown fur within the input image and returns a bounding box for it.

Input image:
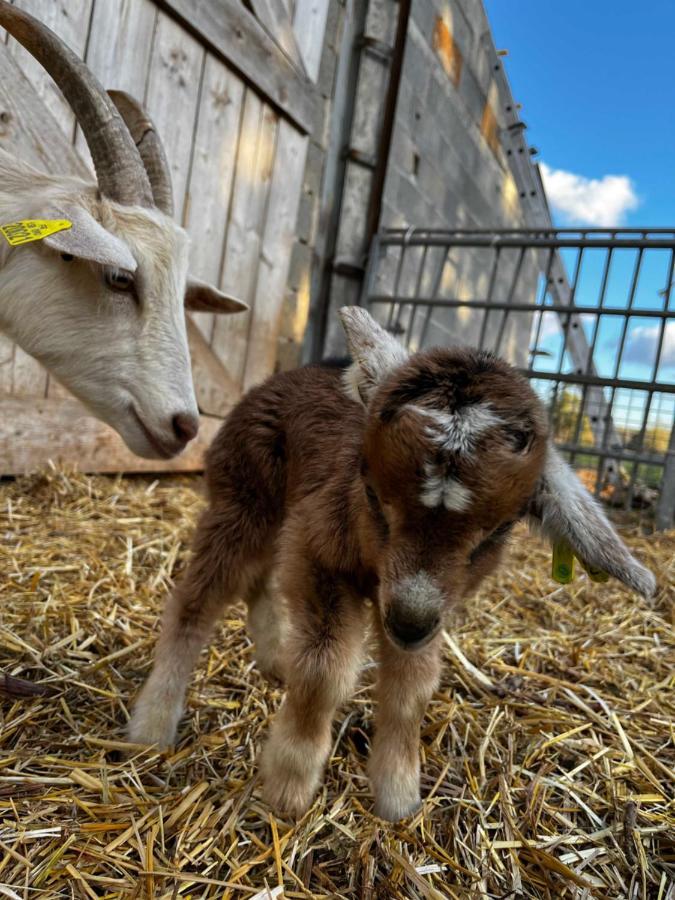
[130,343,549,820]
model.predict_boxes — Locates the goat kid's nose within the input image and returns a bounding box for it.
[172,411,199,444]
[385,608,440,650]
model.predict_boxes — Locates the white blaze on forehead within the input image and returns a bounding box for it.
[410,402,502,455]
[420,463,472,512]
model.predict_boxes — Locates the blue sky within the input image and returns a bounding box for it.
[483,1,674,433]
[484,0,675,228]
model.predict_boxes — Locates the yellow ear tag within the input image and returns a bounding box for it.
[0,219,72,247]
[578,559,610,583]
[552,539,575,584]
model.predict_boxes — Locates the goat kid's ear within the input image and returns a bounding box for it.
[185,276,248,314]
[43,205,137,271]
[338,306,408,405]
[527,443,656,598]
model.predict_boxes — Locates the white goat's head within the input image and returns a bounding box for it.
[0,3,246,458]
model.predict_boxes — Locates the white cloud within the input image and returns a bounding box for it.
[622,321,675,368]
[534,311,562,342]
[540,163,639,227]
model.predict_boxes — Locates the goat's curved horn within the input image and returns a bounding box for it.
[0,0,153,207]
[108,91,174,217]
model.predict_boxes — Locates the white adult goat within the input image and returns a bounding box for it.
[0,2,246,459]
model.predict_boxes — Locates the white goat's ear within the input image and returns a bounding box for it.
[528,444,656,598]
[42,205,137,271]
[185,276,248,314]
[338,306,408,405]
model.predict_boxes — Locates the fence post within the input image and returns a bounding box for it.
[655,420,675,530]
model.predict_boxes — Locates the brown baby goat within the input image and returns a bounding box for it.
[129,306,655,821]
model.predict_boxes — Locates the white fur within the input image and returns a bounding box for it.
[0,149,198,459]
[420,463,472,511]
[410,402,502,455]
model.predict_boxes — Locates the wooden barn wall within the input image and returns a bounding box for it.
[319,0,544,365]
[0,0,343,474]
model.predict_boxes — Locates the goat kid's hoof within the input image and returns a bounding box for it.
[260,740,322,820]
[372,789,422,822]
[261,773,317,820]
[127,705,181,751]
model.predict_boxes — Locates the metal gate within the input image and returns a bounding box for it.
[361,228,675,528]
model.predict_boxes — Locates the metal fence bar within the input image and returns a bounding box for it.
[477,246,502,351]
[656,424,675,529]
[569,247,613,472]
[403,242,429,348]
[418,245,450,349]
[528,247,555,367]
[361,227,675,526]
[376,235,675,250]
[366,296,673,319]
[494,246,526,357]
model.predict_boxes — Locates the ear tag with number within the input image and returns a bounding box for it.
[552,539,575,584]
[0,219,72,247]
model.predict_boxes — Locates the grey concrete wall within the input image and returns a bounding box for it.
[370,0,539,365]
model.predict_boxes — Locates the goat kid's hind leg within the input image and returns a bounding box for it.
[260,566,367,819]
[246,575,287,685]
[128,508,269,749]
[369,625,442,821]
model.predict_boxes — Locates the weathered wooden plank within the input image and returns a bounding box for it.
[186,317,240,418]
[75,0,158,169]
[242,119,308,391]
[292,0,330,82]
[184,55,245,343]
[210,91,278,386]
[144,10,205,222]
[155,0,316,135]
[249,0,307,77]
[84,0,158,91]
[0,45,88,177]
[6,0,94,142]
[0,337,14,395]
[0,397,222,475]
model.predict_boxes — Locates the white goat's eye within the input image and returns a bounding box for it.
[104,267,135,294]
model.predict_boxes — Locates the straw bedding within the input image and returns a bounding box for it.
[0,467,673,899]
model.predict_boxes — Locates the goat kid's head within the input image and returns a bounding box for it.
[0,3,246,459]
[339,307,656,652]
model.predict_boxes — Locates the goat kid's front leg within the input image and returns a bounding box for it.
[369,625,442,821]
[260,564,367,819]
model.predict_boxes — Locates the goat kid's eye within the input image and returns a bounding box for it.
[470,521,515,562]
[104,267,136,294]
[504,425,532,453]
[365,483,380,507]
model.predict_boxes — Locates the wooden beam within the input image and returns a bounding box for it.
[0,397,223,475]
[249,0,307,77]
[292,0,330,83]
[0,44,88,176]
[155,0,317,135]
[186,316,241,417]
